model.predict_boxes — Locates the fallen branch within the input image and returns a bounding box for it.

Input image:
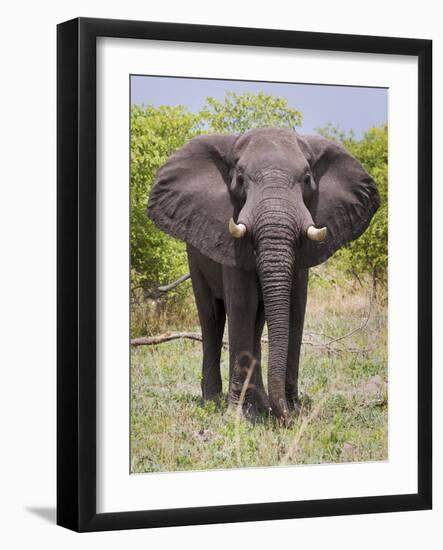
[143,273,191,300]
[320,286,374,347]
[131,331,203,346]
[132,282,374,352]
[131,331,372,355]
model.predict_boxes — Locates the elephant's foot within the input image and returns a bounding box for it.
[202,389,221,400]
[255,386,271,413]
[286,392,302,415]
[287,392,312,414]
[202,390,225,409]
[242,399,260,422]
[269,395,295,427]
[201,380,223,402]
[227,390,268,422]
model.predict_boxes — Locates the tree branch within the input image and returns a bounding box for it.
[319,287,374,347]
[131,282,374,356]
[142,273,191,300]
[131,331,203,346]
[130,330,372,355]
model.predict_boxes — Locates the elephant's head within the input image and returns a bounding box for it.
[148,128,380,419]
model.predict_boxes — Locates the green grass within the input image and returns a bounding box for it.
[130,276,388,473]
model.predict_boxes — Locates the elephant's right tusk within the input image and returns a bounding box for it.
[229,218,247,238]
[307,225,327,242]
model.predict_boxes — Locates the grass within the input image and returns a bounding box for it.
[130,269,388,473]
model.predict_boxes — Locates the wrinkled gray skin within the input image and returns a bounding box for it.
[148,128,380,423]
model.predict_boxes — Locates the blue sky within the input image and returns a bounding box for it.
[131,75,387,139]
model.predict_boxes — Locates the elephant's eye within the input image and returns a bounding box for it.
[303,173,311,186]
[237,174,244,187]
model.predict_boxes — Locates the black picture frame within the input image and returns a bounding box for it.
[57,17,432,532]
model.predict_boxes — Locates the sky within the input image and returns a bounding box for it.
[131,75,387,139]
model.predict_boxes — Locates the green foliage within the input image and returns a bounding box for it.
[317,123,388,288]
[315,122,355,143]
[131,92,303,295]
[130,104,202,292]
[131,283,388,472]
[131,93,387,300]
[129,99,388,469]
[200,91,302,133]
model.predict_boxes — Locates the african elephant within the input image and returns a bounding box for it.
[148,128,380,423]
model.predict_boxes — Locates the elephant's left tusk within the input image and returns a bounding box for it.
[307,225,327,242]
[229,218,247,238]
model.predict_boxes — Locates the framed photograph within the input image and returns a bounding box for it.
[57,17,432,532]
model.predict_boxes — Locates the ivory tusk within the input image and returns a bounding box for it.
[307,225,327,242]
[228,218,247,238]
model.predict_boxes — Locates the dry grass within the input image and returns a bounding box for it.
[130,267,388,473]
[131,283,197,336]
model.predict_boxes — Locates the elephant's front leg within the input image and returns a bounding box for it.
[286,268,309,412]
[223,267,262,417]
[189,257,226,401]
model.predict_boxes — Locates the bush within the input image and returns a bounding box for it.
[131,104,202,293]
[131,93,303,296]
[131,94,388,333]
[317,124,388,290]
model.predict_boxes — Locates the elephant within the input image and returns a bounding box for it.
[147,127,380,423]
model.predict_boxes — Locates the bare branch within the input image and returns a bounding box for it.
[131,288,374,355]
[131,331,204,346]
[130,332,372,355]
[143,273,191,300]
[320,287,374,347]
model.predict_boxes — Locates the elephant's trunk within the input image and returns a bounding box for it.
[259,255,293,420]
[254,191,304,421]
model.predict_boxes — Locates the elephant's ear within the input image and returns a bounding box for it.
[298,135,380,268]
[148,134,256,270]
